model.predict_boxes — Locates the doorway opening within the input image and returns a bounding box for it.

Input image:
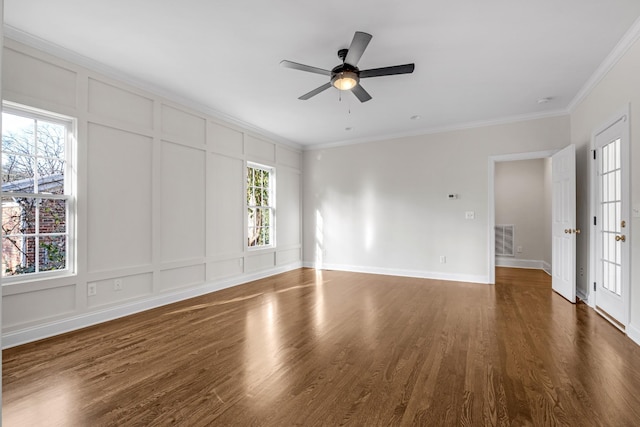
[488,150,556,284]
[494,158,552,273]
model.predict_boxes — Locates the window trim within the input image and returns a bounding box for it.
[1,101,77,283]
[246,162,275,250]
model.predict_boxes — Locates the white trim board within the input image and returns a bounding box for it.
[542,261,552,276]
[308,110,568,151]
[495,258,548,271]
[303,262,489,284]
[627,323,640,347]
[2,262,303,349]
[568,15,640,112]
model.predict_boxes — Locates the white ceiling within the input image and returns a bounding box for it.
[5,1,640,147]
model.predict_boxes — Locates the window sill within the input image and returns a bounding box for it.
[2,270,76,287]
[247,245,276,253]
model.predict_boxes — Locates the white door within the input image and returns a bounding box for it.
[594,115,630,328]
[551,144,577,303]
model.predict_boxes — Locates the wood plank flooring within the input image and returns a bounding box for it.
[4,267,640,426]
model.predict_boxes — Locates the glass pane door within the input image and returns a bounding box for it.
[600,138,622,295]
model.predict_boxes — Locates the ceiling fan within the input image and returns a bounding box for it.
[280,31,415,103]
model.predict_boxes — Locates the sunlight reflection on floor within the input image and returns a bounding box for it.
[4,376,80,426]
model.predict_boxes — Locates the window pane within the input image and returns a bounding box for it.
[248,207,256,228]
[37,121,65,158]
[39,235,66,272]
[254,186,263,206]
[260,169,267,187]
[248,230,257,247]
[602,261,609,290]
[2,153,35,191]
[248,205,258,247]
[261,227,270,245]
[37,159,65,194]
[40,199,67,234]
[261,188,269,206]
[3,236,36,276]
[2,197,36,235]
[262,208,270,226]
[2,113,34,155]
[255,208,264,228]
[247,167,253,187]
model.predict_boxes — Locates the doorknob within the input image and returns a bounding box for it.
[615,235,626,242]
[564,229,572,234]
[574,229,581,234]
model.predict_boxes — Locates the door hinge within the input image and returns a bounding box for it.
[594,216,597,226]
[593,282,597,291]
[593,150,597,160]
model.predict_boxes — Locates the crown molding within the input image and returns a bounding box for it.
[567,15,640,112]
[3,25,302,151]
[306,109,568,151]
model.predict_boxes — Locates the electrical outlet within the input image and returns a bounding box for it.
[440,255,446,264]
[88,283,97,296]
[114,279,123,291]
[516,246,523,253]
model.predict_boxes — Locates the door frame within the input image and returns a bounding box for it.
[589,105,630,327]
[488,149,558,284]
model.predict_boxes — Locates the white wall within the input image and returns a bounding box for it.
[1,39,303,347]
[570,35,640,341]
[303,116,570,283]
[495,159,551,271]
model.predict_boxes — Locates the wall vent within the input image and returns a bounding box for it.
[495,225,515,256]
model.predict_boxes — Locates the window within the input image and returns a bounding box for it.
[1,103,75,279]
[247,163,274,248]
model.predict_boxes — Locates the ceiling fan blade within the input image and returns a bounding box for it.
[344,31,372,66]
[351,84,372,103]
[360,63,415,78]
[299,82,333,100]
[280,60,331,76]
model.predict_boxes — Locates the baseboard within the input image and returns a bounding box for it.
[302,261,489,284]
[542,261,552,276]
[576,289,589,304]
[496,257,546,270]
[626,323,640,346]
[2,262,303,349]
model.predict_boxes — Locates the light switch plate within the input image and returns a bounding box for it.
[633,204,640,218]
[465,211,475,220]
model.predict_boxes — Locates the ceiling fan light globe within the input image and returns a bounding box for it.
[332,71,359,90]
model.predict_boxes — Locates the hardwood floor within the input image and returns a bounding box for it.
[4,267,640,426]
